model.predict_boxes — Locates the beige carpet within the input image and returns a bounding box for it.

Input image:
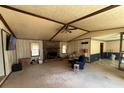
[0,76,4,83]
[1,59,124,88]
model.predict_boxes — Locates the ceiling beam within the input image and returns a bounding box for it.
[0,5,89,33]
[91,27,124,32]
[0,5,65,25]
[50,24,89,41]
[67,5,120,41]
[68,5,120,41]
[0,14,16,37]
[68,5,120,24]
[69,26,124,41]
[49,25,66,41]
[0,5,90,41]
[0,5,120,41]
[69,25,90,32]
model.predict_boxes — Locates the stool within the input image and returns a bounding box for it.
[74,64,79,72]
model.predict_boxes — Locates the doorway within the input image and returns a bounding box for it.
[100,43,104,59]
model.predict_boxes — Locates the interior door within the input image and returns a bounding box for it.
[100,43,104,59]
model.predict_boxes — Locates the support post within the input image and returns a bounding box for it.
[119,32,123,69]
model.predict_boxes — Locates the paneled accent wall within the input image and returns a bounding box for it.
[90,39,106,54]
[106,40,124,52]
[16,39,43,61]
[68,39,91,57]
[2,31,16,75]
[68,39,107,62]
[90,39,106,62]
[0,19,17,76]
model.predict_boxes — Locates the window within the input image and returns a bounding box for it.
[62,45,67,53]
[31,43,40,56]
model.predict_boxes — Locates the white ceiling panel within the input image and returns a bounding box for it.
[53,29,86,41]
[71,6,124,31]
[0,7,63,40]
[1,5,123,41]
[9,5,108,23]
[93,33,120,41]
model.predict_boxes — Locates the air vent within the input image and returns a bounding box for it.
[81,42,88,44]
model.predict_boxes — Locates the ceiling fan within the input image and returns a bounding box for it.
[61,25,77,33]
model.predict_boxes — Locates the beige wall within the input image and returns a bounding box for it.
[68,39,107,57]
[73,28,124,55]
[106,40,124,53]
[91,39,106,54]
[16,39,43,61]
[2,31,16,75]
[77,39,91,57]
[67,28,124,57]
[76,28,124,40]
[0,20,17,76]
[69,27,124,56]
[68,38,91,57]
[67,41,76,54]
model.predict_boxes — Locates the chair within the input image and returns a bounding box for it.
[71,55,86,70]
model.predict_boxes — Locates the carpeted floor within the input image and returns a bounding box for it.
[0,76,4,83]
[1,59,124,88]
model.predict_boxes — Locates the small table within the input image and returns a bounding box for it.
[74,64,79,72]
[19,58,31,66]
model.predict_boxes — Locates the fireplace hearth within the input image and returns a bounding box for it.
[47,51,58,59]
[43,41,60,60]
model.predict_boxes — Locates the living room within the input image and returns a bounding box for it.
[0,5,124,88]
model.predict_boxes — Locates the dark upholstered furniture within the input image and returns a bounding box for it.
[12,63,22,72]
[69,55,86,70]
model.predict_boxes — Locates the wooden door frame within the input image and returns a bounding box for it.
[100,43,104,59]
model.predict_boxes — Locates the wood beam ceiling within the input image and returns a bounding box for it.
[0,14,16,37]
[0,5,65,25]
[69,26,124,41]
[54,5,120,41]
[0,5,90,32]
[67,5,120,24]
[49,25,66,41]
[67,5,120,41]
[91,27,124,32]
[0,5,121,41]
[0,5,90,41]
[53,5,120,41]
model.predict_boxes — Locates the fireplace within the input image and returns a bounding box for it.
[47,51,58,59]
[43,41,60,60]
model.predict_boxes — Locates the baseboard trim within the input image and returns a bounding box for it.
[0,72,12,87]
